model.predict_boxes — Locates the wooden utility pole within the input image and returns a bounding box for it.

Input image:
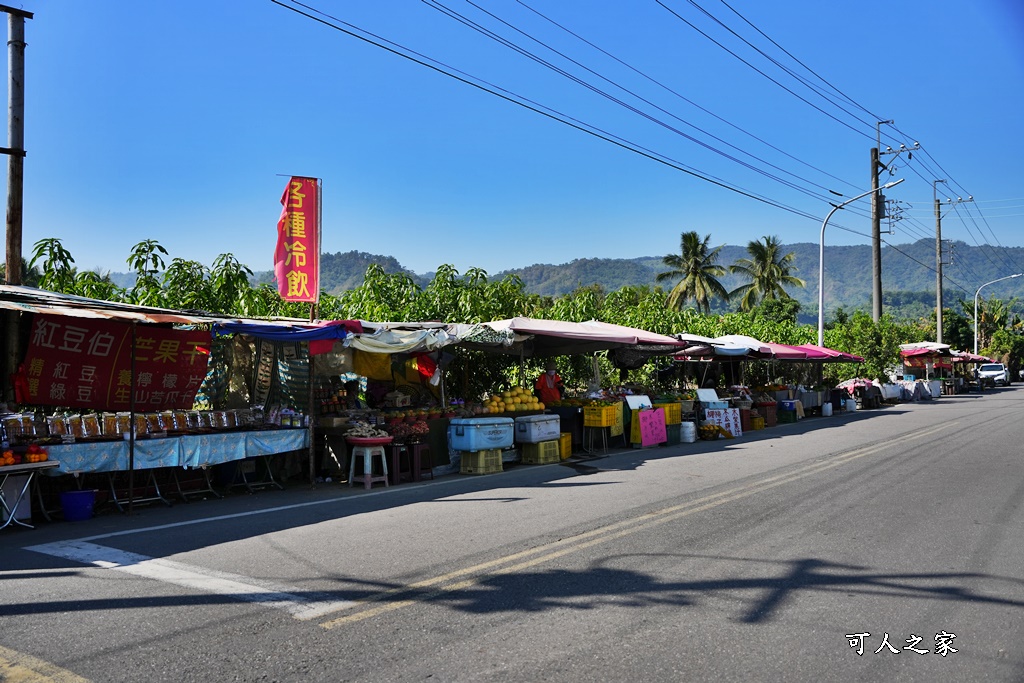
[935,195,944,344]
[870,146,882,321]
[2,4,31,402]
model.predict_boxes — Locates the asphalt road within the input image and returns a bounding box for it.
[2,388,1023,682]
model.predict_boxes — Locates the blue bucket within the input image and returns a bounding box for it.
[60,489,97,522]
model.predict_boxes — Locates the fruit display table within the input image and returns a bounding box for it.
[1,460,59,530]
[44,428,309,474]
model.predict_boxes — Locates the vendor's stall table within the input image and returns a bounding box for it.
[42,429,306,505]
[1,460,59,530]
[44,428,308,474]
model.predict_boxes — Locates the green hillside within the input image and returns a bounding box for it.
[248,240,1024,321]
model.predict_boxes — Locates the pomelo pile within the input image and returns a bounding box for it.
[481,387,544,414]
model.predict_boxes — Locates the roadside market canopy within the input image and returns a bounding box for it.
[899,342,952,357]
[951,351,992,363]
[676,334,811,360]
[213,319,459,355]
[0,284,239,325]
[463,317,694,358]
[789,343,865,363]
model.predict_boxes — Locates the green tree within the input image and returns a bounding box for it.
[1,256,42,287]
[825,311,925,383]
[125,239,168,307]
[73,270,122,301]
[963,296,1018,352]
[655,231,729,313]
[728,235,805,311]
[750,298,802,326]
[209,254,257,316]
[28,237,77,293]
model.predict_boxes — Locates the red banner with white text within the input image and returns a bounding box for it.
[21,314,211,411]
[274,176,320,302]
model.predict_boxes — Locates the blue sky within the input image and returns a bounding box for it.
[7,0,1024,291]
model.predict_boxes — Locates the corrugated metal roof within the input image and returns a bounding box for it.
[0,284,308,326]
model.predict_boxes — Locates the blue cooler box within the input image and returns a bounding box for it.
[448,417,514,451]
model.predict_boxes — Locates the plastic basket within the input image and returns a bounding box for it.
[583,404,616,427]
[777,409,797,424]
[653,402,682,425]
[558,432,572,460]
[750,416,765,431]
[460,449,503,475]
[522,440,561,465]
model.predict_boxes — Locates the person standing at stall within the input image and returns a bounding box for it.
[534,360,565,405]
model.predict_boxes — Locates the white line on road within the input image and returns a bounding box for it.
[25,540,354,620]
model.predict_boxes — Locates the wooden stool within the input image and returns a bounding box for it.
[409,443,433,481]
[387,444,414,485]
[349,444,389,490]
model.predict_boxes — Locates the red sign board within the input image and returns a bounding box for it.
[22,314,211,411]
[274,176,320,302]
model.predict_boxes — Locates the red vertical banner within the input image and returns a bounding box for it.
[274,176,320,303]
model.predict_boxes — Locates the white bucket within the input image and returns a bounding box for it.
[846,399,857,412]
[680,421,697,443]
[821,402,833,417]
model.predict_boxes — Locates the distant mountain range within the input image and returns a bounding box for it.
[123,241,1024,322]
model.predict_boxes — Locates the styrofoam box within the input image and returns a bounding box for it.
[449,417,514,451]
[514,414,561,443]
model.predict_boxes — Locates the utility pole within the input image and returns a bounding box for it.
[870,145,882,321]
[870,121,891,322]
[2,4,31,403]
[870,122,916,322]
[932,179,972,344]
[934,181,945,343]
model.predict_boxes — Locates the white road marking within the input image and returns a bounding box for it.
[26,540,354,620]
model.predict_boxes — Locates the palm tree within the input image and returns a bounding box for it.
[728,235,805,311]
[656,231,729,313]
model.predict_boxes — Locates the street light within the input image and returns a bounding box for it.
[819,179,905,346]
[974,273,1023,354]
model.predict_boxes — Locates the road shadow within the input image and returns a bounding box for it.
[5,553,1023,627]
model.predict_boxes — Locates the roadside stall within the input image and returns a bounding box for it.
[0,285,328,517]
[899,342,953,398]
[450,317,697,465]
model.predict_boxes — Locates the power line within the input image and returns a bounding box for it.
[270,0,832,222]
[420,0,841,202]
[682,0,882,136]
[513,0,861,191]
[655,0,876,142]
[712,0,888,124]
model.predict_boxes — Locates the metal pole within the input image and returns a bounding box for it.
[128,321,136,516]
[818,179,903,346]
[974,273,1023,355]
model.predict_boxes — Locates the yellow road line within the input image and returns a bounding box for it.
[0,644,91,683]
[320,421,956,628]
